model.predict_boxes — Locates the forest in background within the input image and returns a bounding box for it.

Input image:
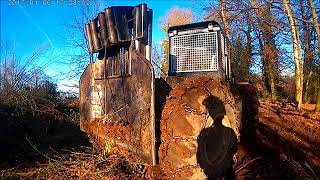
[159,0,320,112]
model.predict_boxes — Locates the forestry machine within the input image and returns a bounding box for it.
[80,4,256,179]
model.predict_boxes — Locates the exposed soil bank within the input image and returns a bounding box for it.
[234,100,320,179]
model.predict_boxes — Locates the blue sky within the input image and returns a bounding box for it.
[0,0,210,92]
[1,0,210,90]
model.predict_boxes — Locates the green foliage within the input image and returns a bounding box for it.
[103,141,114,155]
[262,90,271,99]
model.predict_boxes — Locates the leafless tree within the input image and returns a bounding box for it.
[160,7,195,73]
[0,40,60,116]
[58,0,101,86]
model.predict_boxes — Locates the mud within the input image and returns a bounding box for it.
[82,120,150,162]
[159,76,241,179]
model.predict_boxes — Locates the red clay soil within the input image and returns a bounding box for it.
[49,98,320,179]
[155,76,320,179]
[258,100,320,167]
[159,77,241,179]
[83,118,155,164]
[234,100,320,179]
[159,77,215,178]
[82,120,133,159]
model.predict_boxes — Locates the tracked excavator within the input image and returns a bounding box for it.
[80,4,257,179]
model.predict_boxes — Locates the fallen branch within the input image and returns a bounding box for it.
[235,157,263,174]
[25,134,57,162]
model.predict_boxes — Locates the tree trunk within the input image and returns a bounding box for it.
[300,0,313,103]
[161,40,169,73]
[309,0,320,56]
[270,75,276,101]
[316,85,320,112]
[304,71,313,103]
[219,0,231,38]
[245,15,253,78]
[283,0,304,111]
[251,1,279,101]
[295,24,304,110]
[309,0,320,112]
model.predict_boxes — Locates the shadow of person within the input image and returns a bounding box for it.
[197,96,237,179]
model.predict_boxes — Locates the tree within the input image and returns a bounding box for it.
[308,0,320,112]
[299,0,314,103]
[206,0,254,82]
[231,35,252,81]
[203,0,319,108]
[160,7,195,73]
[61,0,101,81]
[0,41,60,117]
[251,0,280,101]
[309,0,320,56]
[219,0,231,38]
[283,0,304,111]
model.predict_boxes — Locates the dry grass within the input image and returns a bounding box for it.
[1,147,146,180]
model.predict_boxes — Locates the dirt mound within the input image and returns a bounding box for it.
[159,77,241,179]
[232,100,320,179]
[82,120,135,161]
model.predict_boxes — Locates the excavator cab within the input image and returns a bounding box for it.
[168,21,231,81]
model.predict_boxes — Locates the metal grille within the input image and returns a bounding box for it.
[107,47,131,77]
[170,32,218,73]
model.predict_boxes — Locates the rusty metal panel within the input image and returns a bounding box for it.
[85,24,94,54]
[98,12,109,48]
[105,8,118,44]
[93,48,131,79]
[80,49,155,164]
[90,19,102,52]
